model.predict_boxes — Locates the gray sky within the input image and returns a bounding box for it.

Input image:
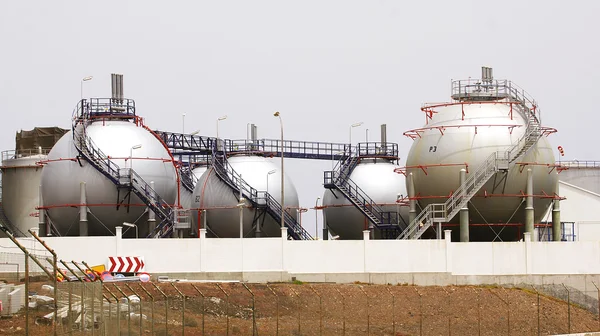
[1,1,598,236]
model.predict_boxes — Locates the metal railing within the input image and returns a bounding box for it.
[1,148,52,162]
[210,145,312,240]
[399,79,543,239]
[71,100,179,238]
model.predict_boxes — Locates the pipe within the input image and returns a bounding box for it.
[79,182,88,236]
[525,168,535,240]
[552,182,561,241]
[459,169,469,242]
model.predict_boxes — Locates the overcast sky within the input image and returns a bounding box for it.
[1,1,598,236]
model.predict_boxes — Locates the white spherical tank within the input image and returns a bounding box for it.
[323,159,408,240]
[179,167,207,210]
[40,120,178,236]
[406,99,558,241]
[191,155,299,238]
[1,150,47,236]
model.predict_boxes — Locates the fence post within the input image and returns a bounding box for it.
[593,281,600,331]
[562,283,571,334]
[125,283,143,336]
[472,288,480,336]
[386,286,396,335]
[139,283,155,336]
[310,285,322,335]
[113,284,132,336]
[170,283,185,336]
[334,287,346,336]
[290,286,301,335]
[60,260,83,333]
[70,261,89,332]
[415,287,423,336]
[359,286,370,335]
[242,283,256,335]
[532,286,541,336]
[104,285,120,336]
[191,284,205,336]
[215,283,230,336]
[29,229,59,336]
[267,284,279,336]
[500,286,510,336]
[150,282,168,336]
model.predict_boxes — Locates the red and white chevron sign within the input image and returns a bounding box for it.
[108,256,145,273]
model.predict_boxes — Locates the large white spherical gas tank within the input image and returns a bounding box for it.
[406,103,557,239]
[323,160,408,240]
[40,120,177,236]
[180,166,208,210]
[191,156,299,238]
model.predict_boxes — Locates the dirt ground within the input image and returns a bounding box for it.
[1,281,599,335]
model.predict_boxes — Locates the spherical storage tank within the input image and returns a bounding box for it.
[191,155,299,238]
[405,70,558,241]
[1,150,47,236]
[40,103,177,236]
[323,158,409,240]
[180,166,208,211]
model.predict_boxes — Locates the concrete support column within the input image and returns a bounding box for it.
[552,182,561,241]
[199,228,206,272]
[147,181,156,234]
[444,230,452,272]
[281,227,287,271]
[524,168,535,240]
[38,185,46,237]
[255,220,262,238]
[79,182,88,236]
[459,169,469,242]
[115,226,123,256]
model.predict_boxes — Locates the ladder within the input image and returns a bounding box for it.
[324,149,402,239]
[179,166,197,193]
[210,145,313,240]
[398,86,543,240]
[72,123,180,238]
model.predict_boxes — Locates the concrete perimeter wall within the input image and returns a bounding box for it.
[2,228,600,294]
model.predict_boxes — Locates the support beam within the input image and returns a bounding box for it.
[79,182,88,236]
[408,173,417,238]
[552,182,561,241]
[38,185,46,237]
[148,181,156,234]
[459,169,469,242]
[525,168,535,240]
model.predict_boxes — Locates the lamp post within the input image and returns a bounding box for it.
[182,113,186,134]
[273,111,285,229]
[216,115,227,151]
[81,76,93,100]
[396,193,402,227]
[237,198,245,239]
[123,222,138,239]
[130,144,142,170]
[349,122,363,153]
[366,128,369,142]
[266,169,276,195]
[315,197,321,239]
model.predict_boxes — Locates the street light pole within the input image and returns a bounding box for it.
[123,222,138,239]
[81,76,93,100]
[216,115,227,151]
[315,197,321,240]
[266,169,276,195]
[130,144,142,170]
[349,122,364,153]
[182,113,186,134]
[273,112,285,230]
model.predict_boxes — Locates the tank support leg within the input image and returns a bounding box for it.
[459,169,469,242]
[79,181,88,236]
[148,181,156,234]
[408,173,417,238]
[552,181,561,241]
[38,185,46,237]
[524,168,535,241]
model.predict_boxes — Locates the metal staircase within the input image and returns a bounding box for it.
[210,144,313,240]
[397,78,543,240]
[324,147,402,239]
[71,99,179,238]
[179,165,197,193]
